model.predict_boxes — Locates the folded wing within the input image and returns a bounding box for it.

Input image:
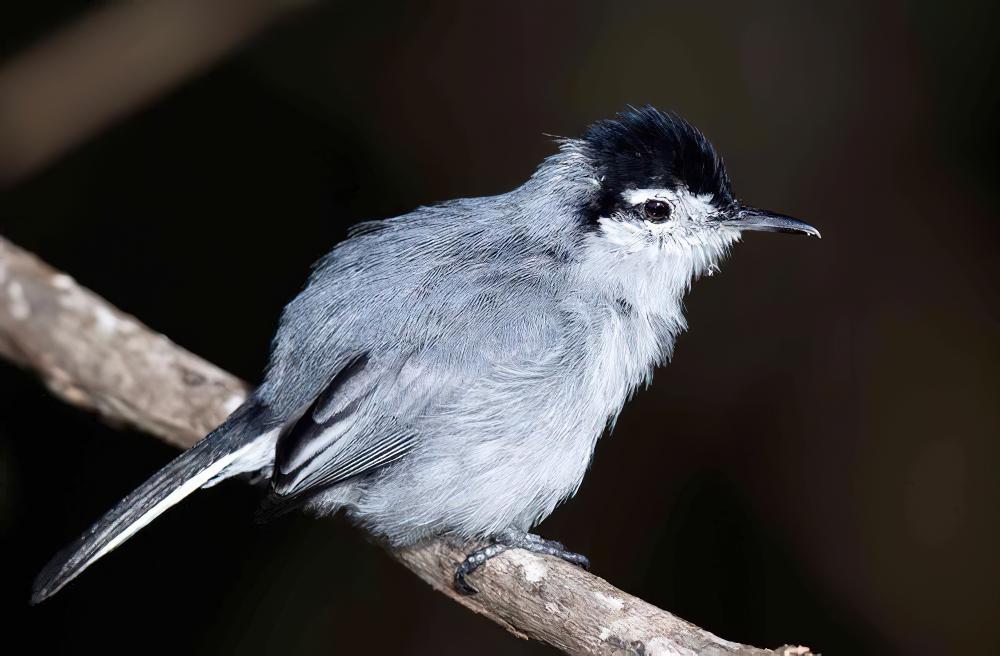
[265,352,424,513]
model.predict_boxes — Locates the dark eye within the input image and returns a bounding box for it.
[643,199,671,222]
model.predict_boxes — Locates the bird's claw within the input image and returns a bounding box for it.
[452,533,590,595]
[454,570,478,595]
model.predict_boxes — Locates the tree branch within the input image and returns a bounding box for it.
[1,235,811,656]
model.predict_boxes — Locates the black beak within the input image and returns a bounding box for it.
[723,206,821,238]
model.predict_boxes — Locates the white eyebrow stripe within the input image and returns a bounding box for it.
[623,188,679,205]
[623,187,721,220]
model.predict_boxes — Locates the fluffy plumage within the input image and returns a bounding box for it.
[33,106,809,603]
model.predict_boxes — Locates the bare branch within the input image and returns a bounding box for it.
[0,237,247,448]
[0,235,810,656]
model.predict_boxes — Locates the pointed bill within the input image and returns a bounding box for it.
[723,207,821,237]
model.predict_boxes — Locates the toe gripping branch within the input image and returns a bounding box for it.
[453,533,590,595]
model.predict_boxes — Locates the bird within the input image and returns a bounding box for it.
[31,105,819,602]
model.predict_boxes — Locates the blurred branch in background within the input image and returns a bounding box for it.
[0,234,814,654]
[0,0,304,187]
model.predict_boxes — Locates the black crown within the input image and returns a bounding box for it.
[581,106,734,218]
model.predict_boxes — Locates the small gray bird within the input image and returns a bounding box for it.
[32,106,819,602]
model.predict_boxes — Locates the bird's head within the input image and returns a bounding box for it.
[565,106,818,273]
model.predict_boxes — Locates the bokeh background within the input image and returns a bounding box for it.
[3,1,998,654]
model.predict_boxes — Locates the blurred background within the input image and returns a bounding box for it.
[2,1,998,654]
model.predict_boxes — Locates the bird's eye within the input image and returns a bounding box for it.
[643,199,671,222]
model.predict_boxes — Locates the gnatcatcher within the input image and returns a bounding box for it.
[32,106,819,601]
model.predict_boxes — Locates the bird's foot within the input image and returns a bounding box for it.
[453,532,590,595]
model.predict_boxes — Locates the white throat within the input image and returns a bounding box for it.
[574,201,740,370]
[583,216,738,311]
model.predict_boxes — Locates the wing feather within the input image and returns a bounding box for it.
[269,352,419,507]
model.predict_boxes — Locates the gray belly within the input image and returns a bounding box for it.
[343,383,621,545]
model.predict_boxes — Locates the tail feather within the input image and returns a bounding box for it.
[32,402,267,603]
[254,488,315,524]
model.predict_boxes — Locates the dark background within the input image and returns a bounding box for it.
[3,1,999,654]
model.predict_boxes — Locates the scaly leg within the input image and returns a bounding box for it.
[454,532,590,595]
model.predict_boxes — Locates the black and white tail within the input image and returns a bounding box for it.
[31,401,271,603]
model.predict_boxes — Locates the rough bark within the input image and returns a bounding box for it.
[0,235,812,656]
